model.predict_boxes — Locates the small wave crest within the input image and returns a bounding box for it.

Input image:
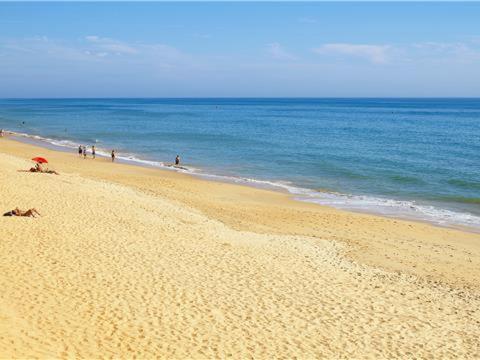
[389,174,425,185]
[447,179,480,191]
[434,195,480,205]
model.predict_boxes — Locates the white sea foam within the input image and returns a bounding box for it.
[195,172,480,230]
[9,130,480,232]
[290,190,480,230]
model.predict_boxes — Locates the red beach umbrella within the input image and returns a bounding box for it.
[32,157,48,164]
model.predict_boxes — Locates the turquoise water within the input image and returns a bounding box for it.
[0,98,479,229]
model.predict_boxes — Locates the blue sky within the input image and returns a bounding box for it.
[1,2,479,97]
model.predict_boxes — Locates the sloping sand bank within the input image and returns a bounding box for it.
[1,137,479,358]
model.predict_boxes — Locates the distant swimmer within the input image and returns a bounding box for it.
[175,155,180,166]
[78,145,83,157]
[111,150,115,162]
[92,145,96,159]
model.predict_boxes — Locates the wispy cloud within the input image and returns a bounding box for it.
[471,36,480,45]
[313,40,480,65]
[412,41,480,61]
[85,35,138,55]
[1,36,93,61]
[313,43,391,64]
[266,42,296,61]
[0,35,186,64]
[412,41,469,53]
[193,33,211,39]
[83,36,184,64]
[298,17,317,24]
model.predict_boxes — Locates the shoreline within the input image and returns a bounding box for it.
[1,133,480,357]
[6,129,480,234]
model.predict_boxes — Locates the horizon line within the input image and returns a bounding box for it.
[2,96,480,100]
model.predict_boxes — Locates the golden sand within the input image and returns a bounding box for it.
[1,136,479,358]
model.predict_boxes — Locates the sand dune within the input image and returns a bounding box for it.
[1,138,480,358]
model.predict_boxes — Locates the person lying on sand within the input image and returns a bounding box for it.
[30,163,43,172]
[3,208,41,217]
[28,163,59,175]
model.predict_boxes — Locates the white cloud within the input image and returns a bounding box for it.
[410,41,480,63]
[313,43,391,64]
[85,35,138,55]
[82,36,185,63]
[266,42,296,61]
[0,35,189,70]
[1,36,92,61]
[313,41,480,65]
[85,35,99,42]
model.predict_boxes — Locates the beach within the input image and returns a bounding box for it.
[2,98,480,231]
[1,135,480,358]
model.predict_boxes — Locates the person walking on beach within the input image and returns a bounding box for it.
[78,145,83,157]
[83,146,87,159]
[175,155,180,166]
[92,145,96,159]
[111,150,115,162]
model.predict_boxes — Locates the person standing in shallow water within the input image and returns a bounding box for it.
[78,145,82,157]
[92,146,96,159]
[83,146,87,159]
[111,150,115,162]
[175,155,180,166]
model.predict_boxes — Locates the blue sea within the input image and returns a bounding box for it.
[0,98,479,231]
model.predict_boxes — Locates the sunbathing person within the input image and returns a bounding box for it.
[29,163,43,172]
[28,163,59,175]
[3,208,41,217]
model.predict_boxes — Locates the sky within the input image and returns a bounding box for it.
[1,2,480,97]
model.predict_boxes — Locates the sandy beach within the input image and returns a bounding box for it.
[1,135,479,359]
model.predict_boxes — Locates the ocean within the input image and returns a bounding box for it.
[0,98,479,231]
